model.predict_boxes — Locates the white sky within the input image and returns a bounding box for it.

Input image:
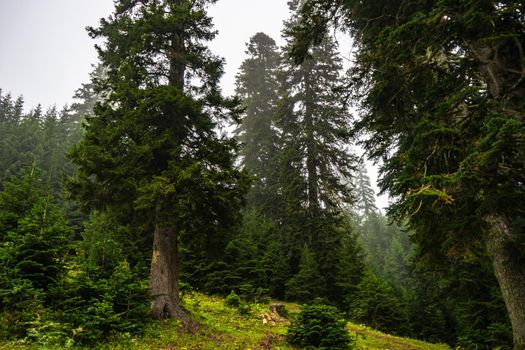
[0,0,388,210]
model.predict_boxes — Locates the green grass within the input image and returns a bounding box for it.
[349,323,451,350]
[0,292,450,350]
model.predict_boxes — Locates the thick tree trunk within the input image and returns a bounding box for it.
[486,215,525,350]
[149,223,196,328]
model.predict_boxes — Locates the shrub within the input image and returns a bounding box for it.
[287,303,354,350]
[225,290,251,315]
[53,261,150,345]
[225,290,242,308]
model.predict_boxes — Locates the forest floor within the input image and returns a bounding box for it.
[0,292,451,350]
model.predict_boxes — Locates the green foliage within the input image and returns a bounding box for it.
[235,33,282,216]
[0,170,71,339]
[291,1,524,346]
[50,212,150,345]
[349,271,408,335]
[69,2,250,322]
[357,212,411,288]
[287,302,355,350]
[286,244,325,302]
[0,90,85,197]
[352,161,378,218]
[334,227,365,308]
[54,260,149,345]
[225,290,242,308]
[224,290,251,316]
[408,259,512,349]
[180,209,275,300]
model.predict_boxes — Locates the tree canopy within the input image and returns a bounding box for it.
[291,1,525,347]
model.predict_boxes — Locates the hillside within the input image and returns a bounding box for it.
[0,292,450,350]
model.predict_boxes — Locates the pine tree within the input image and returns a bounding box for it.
[0,91,24,185]
[0,169,71,338]
[353,161,377,218]
[334,225,365,308]
[286,244,325,302]
[349,270,408,335]
[235,33,282,216]
[69,0,249,322]
[276,1,356,299]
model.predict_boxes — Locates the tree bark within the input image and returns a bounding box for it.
[149,222,196,329]
[485,215,525,350]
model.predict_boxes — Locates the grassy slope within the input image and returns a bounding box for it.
[0,292,450,350]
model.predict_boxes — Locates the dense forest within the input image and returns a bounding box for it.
[1,1,523,349]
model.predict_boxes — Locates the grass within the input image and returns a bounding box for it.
[0,292,450,349]
[349,323,451,350]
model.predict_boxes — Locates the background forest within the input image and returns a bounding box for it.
[1,0,523,349]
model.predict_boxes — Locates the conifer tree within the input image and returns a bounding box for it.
[0,91,24,185]
[235,33,281,216]
[353,160,377,218]
[286,244,325,302]
[277,0,356,299]
[0,169,71,337]
[334,227,365,308]
[69,0,249,321]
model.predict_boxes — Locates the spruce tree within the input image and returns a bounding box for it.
[277,0,356,300]
[0,169,71,337]
[353,161,377,218]
[334,225,365,308]
[69,0,249,321]
[286,244,325,302]
[235,33,281,216]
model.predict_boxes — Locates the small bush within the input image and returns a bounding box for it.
[225,290,251,316]
[225,290,242,308]
[287,303,354,350]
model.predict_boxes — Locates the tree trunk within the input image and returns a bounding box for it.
[486,215,525,350]
[149,222,196,328]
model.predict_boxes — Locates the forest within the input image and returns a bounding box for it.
[0,1,524,349]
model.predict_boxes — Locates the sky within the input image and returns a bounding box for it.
[0,0,289,109]
[0,0,389,210]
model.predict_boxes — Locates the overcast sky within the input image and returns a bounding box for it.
[0,0,388,210]
[0,0,290,109]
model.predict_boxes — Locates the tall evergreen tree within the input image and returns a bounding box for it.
[291,1,525,347]
[353,160,377,218]
[235,33,281,216]
[69,0,249,321]
[277,0,357,299]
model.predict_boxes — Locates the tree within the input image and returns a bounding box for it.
[276,1,357,299]
[333,219,365,308]
[235,33,282,216]
[352,161,377,218]
[69,0,249,322]
[286,244,325,302]
[287,302,355,349]
[0,169,71,338]
[349,271,408,335]
[291,1,525,347]
[53,211,149,344]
